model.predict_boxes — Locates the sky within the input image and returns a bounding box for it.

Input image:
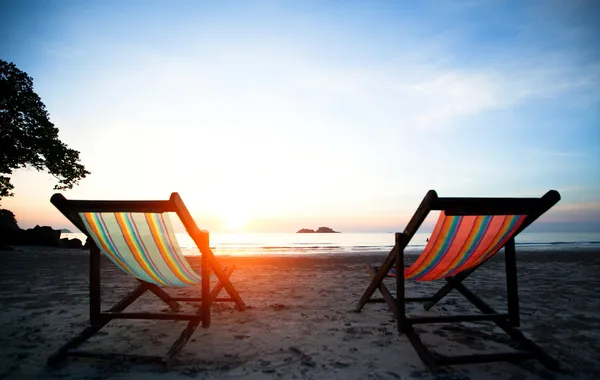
[1,0,599,233]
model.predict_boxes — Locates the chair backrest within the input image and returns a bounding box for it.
[401,190,560,281]
[81,211,201,286]
[51,193,210,287]
[405,213,526,280]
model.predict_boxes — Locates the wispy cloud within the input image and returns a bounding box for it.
[528,149,587,159]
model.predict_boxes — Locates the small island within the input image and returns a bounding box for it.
[297,227,340,233]
[60,228,72,233]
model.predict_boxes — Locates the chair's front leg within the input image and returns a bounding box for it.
[355,246,398,312]
[164,318,202,365]
[207,265,235,304]
[505,238,520,327]
[201,251,211,327]
[205,249,245,311]
[395,233,407,333]
[48,283,148,367]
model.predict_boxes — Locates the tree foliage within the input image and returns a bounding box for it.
[0,208,19,230]
[0,59,90,199]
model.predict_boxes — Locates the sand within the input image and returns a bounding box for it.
[1,247,600,379]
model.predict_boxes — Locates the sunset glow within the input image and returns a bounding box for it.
[224,213,249,232]
[1,1,598,233]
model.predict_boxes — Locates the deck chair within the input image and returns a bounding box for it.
[47,192,246,366]
[355,190,561,371]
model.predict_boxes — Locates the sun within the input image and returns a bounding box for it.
[224,213,248,231]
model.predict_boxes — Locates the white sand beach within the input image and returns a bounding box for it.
[1,247,600,379]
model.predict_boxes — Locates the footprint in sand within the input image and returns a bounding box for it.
[233,334,251,340]
[269,303,287,311]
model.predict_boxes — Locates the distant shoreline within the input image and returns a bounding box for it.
[57,231,600,256]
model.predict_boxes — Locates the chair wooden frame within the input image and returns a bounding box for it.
[355,190,561,371]
[47,193,245,366]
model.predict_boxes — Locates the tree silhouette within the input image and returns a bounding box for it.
[0,59,90,200]
[0,209,18,230]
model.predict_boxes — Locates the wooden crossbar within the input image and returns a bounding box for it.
[67,350,163,363]
[99,312,203,321]
[433,190,560,216]
[436,351,536,366]
[406,313,510,324]
[171,297,235,302]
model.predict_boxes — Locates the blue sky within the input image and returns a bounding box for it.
[1,0,599,232]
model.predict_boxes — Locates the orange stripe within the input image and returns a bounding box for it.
[114,213,164,284]
[406,214,456,279]
[145,214,197,285]
[404,212,448,278]
[470,217,513,267]
[444,215,519,278]
[459,215,508,268]
[472,216,524,267]
[422,216,477,280]
[83,213,131,273]
[433,216,487,279]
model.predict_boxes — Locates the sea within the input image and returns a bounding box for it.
[60,231,600,256]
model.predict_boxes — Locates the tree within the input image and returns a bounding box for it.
[0,59,90,200]
[0,208,19,248]
[0,209,18,231]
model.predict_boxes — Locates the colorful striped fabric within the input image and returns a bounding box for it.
[402,212,527,281]
[80,212,202,286]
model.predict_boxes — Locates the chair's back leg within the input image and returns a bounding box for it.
[90,244,101,325]
[201,241,211,328]
[355,246,398,312]
[164,318,202,366]
[505,238,520,327]
[395,233,407,333]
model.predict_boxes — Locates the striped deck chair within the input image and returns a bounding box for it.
[47,193,245,366]
[355,190,561,371]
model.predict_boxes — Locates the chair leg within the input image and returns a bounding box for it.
[109,283,149,311]
[47,323,108,366]
[365,264,398,316]
[47,284,148,366]
[164,268,228,363]
[400,283,559,371]
[208,265,235,306]
[423,268,476,310]
[395,234,406,333]
[144,282,181,311]
[423,281,455,311]
[404,324,440,369]
[355,246,398,312]
[452,281,559,370]
[164,318,202,366]
[505,238,520,327]
[389,265,558,371]
[204,248,246,311]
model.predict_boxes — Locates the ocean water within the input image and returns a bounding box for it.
[61,231,600,256]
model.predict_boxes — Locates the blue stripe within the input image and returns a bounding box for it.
[122,213,173,285]
[153,214,200,282]
[443,215,492,277]
[413,216,461,279]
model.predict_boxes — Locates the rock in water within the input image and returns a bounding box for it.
[61,238,83,249]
